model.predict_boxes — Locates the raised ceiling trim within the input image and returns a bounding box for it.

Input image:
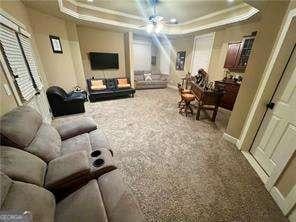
[173,3,250,26]
[58,0,259,35]
[67,0,146,21]
[59,0,142,30]
[175,7,259,35]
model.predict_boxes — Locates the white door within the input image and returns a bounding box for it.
[133,41,151,71]
[190,33,214,75]
[250,46,296,189]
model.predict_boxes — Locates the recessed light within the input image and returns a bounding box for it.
[87,0,93,2]
[227,0,234,2]
[170,18,177,24]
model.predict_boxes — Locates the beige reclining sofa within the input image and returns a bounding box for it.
[0,106,144,222]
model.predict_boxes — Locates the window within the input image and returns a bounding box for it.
[18,34,43,90]
[0,23,42,101]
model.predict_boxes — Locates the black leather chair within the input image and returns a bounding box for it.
[46,86,86,117]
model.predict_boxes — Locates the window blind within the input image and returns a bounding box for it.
[0,24,36,101]
[18,34,43,90]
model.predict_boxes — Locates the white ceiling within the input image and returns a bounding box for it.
[77,0,243,23]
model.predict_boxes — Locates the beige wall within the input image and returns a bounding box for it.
[77,26,126,79]
[65,22,86,90]
[226,1,289,139]
[167,36,194,87]
[207,21,260,82]
[27,8,78,91]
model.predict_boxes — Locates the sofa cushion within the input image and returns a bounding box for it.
[0,173,12,207]
[98,170,145,222]
[160,74,169,81]
[55,117,97,140]
[0,106,42,149]
[45,151,90,190]
[118,83,131,89]
[26,123,61,162]
[62,134,92,156]
[89,129,110,150]
[0,146,47,186]
[151,74,161,80]
[55,180,108,222]
[91,85,107,91]
[134,74,144,81]
[1,176,55,222]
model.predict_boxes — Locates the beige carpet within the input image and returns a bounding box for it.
[55,88,287,222]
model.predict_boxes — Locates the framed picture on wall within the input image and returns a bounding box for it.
[176,51,186,71]
[151,56,156,65]
[49,35,63,53]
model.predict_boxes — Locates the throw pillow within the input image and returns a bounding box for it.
[118,78,128,85]
[91,79,103,87]
[144,73,152,82]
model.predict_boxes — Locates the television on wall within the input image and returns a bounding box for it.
[89,52,119,70]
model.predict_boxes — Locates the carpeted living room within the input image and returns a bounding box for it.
[1,0,296,222]
[52,89,286,221]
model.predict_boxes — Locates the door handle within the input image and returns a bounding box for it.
[266,102,275,110]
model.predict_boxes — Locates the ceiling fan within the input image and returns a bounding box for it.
[142,0,177,34]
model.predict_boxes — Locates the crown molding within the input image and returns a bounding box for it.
[174,7,259,35]
[66,0,146,21]
[169,3,249,26]
[58,0,142,30]
[58,0,259,35]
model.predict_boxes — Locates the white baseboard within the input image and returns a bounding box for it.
[167,84,178,90]
[270,186,294,215]
[241,151,268,184]
[223,132,239,145]
[289,208,296,222]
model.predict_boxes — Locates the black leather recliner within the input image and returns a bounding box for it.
[46,86,86,117]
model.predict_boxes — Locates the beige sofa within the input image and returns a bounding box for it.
[1,171,144,222]
[134,71,168,89]
[0,106,145,222]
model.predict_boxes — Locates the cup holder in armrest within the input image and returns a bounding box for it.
[91,150,102,157]
[93,158,104,167]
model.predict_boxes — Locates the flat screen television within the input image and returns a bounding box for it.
[89,52,119,69]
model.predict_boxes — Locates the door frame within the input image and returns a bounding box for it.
[237,8,296,217]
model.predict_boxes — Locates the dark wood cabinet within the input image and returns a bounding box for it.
[224,42,241,69]
[215,80,240,111]
[224,34,256,72]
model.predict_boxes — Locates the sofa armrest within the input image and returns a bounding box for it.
[55,117,97,140]
[45,151,90,190]
[98,169,145,222]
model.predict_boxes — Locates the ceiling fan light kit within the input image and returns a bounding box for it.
[145,0,166,34]
[169,18,177,24]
